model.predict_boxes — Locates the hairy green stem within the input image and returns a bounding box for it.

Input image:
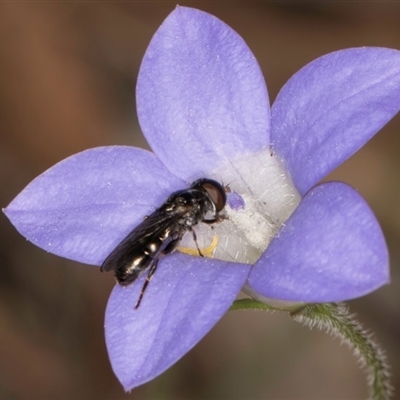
[230,300,392,400]
[290,303,392,400]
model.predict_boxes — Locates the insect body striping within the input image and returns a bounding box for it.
[101,178,226,309]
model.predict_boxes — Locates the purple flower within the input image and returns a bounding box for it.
[3,5,400,391]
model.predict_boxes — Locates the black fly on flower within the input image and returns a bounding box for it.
[101,178,227,308]
[3,5,398,396]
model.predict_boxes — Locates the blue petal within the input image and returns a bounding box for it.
[271,47,400,195]
[137,6,270,181]
[3,146,185,265]
[248,182,389,302]
[105,253,250,391]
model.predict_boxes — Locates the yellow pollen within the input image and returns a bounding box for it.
[177,235,218,258]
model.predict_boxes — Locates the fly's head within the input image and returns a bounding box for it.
[191,179,227,221]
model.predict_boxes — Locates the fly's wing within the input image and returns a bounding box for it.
[100,208,181,273]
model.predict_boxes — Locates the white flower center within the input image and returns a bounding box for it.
[179,148,301,264]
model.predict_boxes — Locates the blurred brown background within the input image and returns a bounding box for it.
[1,1,400,399]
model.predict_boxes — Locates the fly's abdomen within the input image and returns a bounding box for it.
[115,252,153,286]
[115,235,170,286]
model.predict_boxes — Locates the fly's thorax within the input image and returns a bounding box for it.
[162,189,209,231]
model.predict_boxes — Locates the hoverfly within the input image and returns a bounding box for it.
[101,178,226,308]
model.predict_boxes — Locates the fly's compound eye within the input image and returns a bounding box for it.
[192,178,226,212]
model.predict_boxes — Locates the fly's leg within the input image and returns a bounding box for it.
[178,235,218,258]
[190,228,204,257]
[134,258,159,309]
[202,214,228,225]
